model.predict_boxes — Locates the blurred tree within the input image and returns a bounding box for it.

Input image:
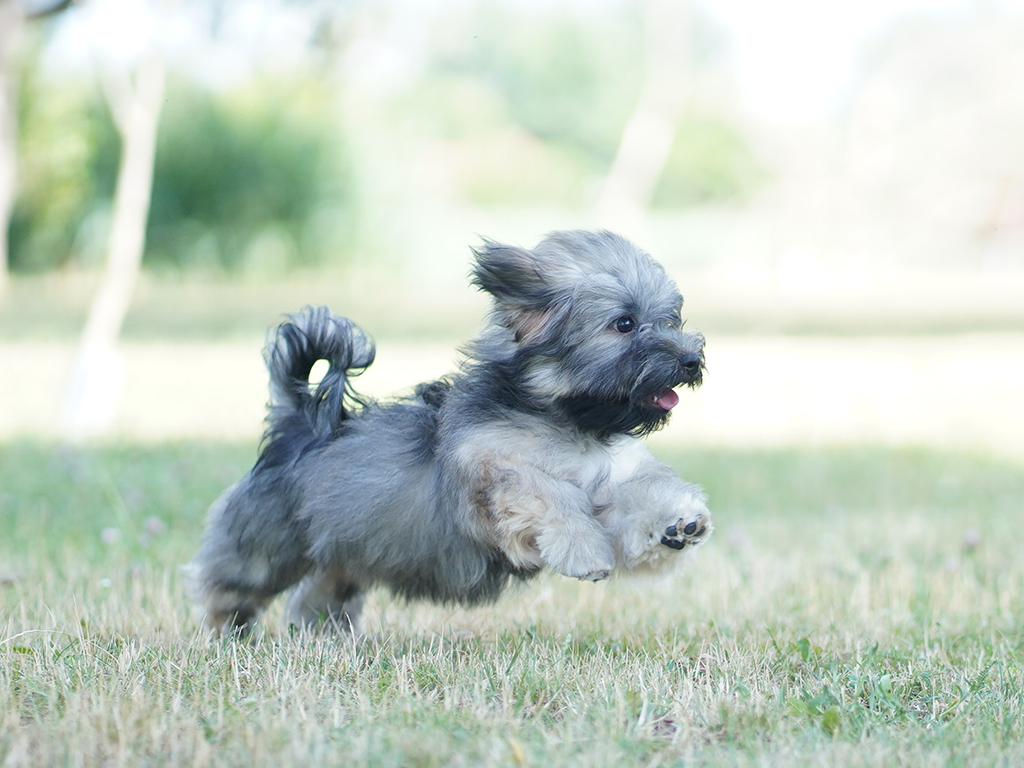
[463,10,643,171]
[63,47,166,441]
[10,73,353,274]
[0,0,72,294]
[9,66,104,272]
[595,0,692,233]
[146,76,352,273]
[41,0,354,438]
[423,5,644,205]
[0,0,20,294]
[396,1,759,215]
[9,0,759,287]
[652,114,767,207]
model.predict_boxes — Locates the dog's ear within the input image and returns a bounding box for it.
[470,240,554,310]
[470,239,570,346]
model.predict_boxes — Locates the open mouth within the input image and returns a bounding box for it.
[644,388,679,411]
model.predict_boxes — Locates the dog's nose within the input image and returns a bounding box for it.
[680,352,702,379]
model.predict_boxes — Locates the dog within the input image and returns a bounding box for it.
[186,230,711,635]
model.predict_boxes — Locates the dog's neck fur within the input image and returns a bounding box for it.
[452,353,669,442]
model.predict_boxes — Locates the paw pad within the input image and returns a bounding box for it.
[660,512,710,551]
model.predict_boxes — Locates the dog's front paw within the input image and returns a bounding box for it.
[554,550,616,583]
[537,530,615,583]
[606,497,712,573]
[660,509,712,551]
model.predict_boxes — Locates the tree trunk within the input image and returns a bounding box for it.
[594,0,691,235]
[62,54,166,441]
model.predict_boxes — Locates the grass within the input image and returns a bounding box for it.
[2,441,1024,766]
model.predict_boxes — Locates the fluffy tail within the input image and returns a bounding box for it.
[262,306,376,450]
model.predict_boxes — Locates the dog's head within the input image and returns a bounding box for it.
[469,230,704,438]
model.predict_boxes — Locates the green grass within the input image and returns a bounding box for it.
[2,442,1024,766]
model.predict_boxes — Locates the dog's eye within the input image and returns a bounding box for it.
[614,315,636,333]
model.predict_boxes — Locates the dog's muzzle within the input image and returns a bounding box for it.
[679,351,702,385]
[641,350,703,412]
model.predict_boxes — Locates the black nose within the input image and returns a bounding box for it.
[680,352,702,380]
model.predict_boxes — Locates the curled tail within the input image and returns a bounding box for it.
[260,306,375,464]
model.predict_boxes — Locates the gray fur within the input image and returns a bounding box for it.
[185,230,712,636]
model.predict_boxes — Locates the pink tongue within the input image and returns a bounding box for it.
[654,389,679,411]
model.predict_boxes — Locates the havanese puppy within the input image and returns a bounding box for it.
[186,230,712,635]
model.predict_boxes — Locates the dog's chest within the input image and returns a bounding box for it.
[572,437,649,495]
[455,421,648,497]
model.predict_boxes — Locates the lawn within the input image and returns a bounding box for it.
[1,441,1023,767]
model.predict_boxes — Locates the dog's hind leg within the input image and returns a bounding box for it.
[185,483,312,636]
[185,548,311,636]
[183,575,276,638]
[285,568,365,634]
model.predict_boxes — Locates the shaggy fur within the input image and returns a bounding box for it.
[186,230,712,635]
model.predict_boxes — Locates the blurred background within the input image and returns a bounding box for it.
[0,0,1022,457]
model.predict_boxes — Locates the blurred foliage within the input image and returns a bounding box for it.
[11,66,354,274]
[440,8,645,170]
[386,3,763,209]
[10,64,102,272]
[653,113,769,207]
[145,76,354,273]
[8,1,764,274]
[388,7,645,208]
